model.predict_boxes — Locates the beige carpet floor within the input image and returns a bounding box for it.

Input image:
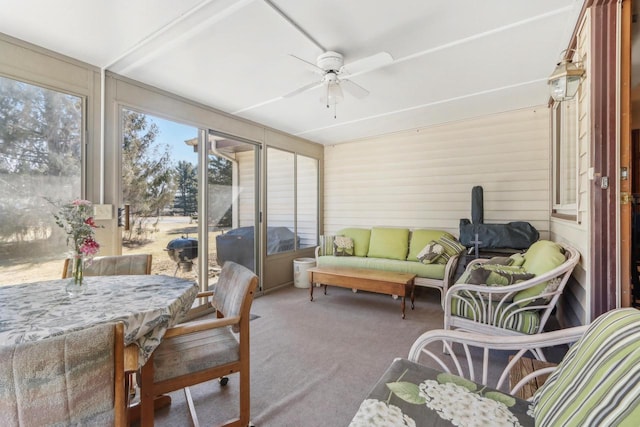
[144,285,564,427]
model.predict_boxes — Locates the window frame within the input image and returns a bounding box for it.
[551,99,579,221]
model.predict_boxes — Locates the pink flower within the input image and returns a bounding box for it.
[80,237,100,256]
[72,199,92,206]
[85,217,97,228]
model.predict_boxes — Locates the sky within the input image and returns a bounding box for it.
[148,114,199,165]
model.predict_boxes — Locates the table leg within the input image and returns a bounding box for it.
[310,278,314,301]
[410,283,415,310]
[401,296,406,319]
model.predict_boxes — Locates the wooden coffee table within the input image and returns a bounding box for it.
[307,266,415,318]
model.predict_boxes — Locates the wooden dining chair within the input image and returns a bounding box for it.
[62,253,152,278]
[0,322,132,427]
[139,261,259,427]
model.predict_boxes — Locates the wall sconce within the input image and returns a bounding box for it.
[548,52,585,102]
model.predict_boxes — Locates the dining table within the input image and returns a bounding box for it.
[0,274,200,368]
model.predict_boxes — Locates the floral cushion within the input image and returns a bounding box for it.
[349,358,533,427]
[333,236,354,257]
[417,241,445,264]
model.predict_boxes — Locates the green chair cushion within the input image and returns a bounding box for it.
[450,294,541,334]
[337,228,371,257]
[367,227,410,261]
[533,308,640,426]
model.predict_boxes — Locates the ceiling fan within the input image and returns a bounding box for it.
[284,50,393,110]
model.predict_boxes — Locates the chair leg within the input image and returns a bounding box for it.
[239,367,250,426]
[184,386,200,427]
[140,355,156,427]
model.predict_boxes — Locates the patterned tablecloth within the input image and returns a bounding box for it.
[349,358,534,427]
[0,275,199,367]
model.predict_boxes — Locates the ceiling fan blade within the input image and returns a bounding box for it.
[340,79,370,99]
[341,51,393,76]
[288,54,324,74]
[283,80,323,98]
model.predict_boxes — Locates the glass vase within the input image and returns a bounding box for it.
[65,253,86,296]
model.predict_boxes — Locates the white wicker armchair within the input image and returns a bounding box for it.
[444,242,580,350]
[351,309,640,426]
[396,308,640,426]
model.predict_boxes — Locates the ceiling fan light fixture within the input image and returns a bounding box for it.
[325,81,343,106]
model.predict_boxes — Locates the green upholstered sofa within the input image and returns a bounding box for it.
[445,240,580,338]
[315,227,465,304]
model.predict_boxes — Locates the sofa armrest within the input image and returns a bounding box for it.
[441,252,462,296]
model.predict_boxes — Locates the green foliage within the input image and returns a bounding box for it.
[386,381,427,405]
[0,77,81,176]
[436,373,478,392]
[122,110,175,242]
[174,160,197,216]
[0,76,81,248]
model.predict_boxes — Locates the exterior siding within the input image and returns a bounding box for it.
[552,10,591,327]
[237,150,256,228]
[323,107,550,238]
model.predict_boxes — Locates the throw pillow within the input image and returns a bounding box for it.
[509,253,526,267]
[417,241,445,264]
[469,265,535,286]
[333,236,354,256]
[407,230,452,261]
[434,235,466,265]
[318,235,335,256]
[487,256,514,266]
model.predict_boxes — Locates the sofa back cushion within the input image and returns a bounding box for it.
[367,227,410,260]
[533,308,640,426]
[407,230,454,262]
[337,228,371,257]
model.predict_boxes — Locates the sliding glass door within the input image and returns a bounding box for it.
[119,109,259,290]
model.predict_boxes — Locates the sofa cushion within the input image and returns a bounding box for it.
[407,230,454,262]
[333,236,354,256]
[417,241,445,264]
[533,308,640,426]
[514,240,566,306]
[367,227,410,260]
[317,256,446,280]
[337,228,371,257]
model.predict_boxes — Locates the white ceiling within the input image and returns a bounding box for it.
[0,0,585,145]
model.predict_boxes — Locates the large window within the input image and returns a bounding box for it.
[552,99,577,219]
[266,147,318,254]
[0,75,83,284]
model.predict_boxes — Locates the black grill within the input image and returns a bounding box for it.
[166,236,198,272]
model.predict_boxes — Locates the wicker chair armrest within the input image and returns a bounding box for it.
[408,326,587,392]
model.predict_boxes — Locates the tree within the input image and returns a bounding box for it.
[122,110,175,242]
[0,76,82,253]
[174,160,197,216]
